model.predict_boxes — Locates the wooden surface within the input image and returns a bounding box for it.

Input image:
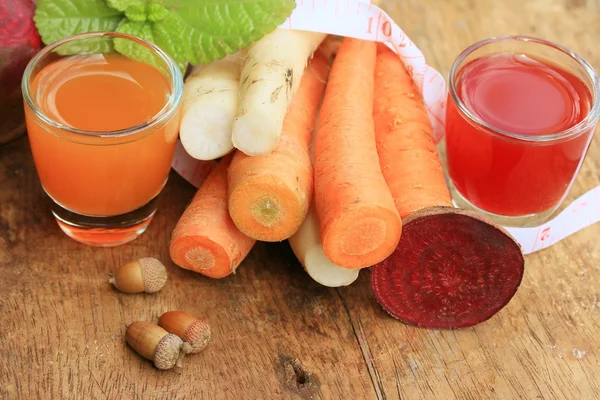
[2,1,600,399]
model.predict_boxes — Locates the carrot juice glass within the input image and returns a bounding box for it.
[445,36,600,227]
[21,32,183,246]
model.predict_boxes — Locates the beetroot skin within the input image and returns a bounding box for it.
[0,0,42,144]
[371,207,525,329]
[0,0,41,83]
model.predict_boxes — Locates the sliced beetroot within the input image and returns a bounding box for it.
[371,206,524,329]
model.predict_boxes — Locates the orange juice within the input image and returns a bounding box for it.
[25,53,179,216]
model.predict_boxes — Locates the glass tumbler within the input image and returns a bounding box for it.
[21,32,183,246]
[445,36,600,227]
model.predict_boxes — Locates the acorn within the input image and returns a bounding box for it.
[109,257,167,294]
[158,311,211,354]
[125,321,192,371]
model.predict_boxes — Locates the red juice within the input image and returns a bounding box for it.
[446,52,594,216]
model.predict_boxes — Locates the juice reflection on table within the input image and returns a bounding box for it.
[26,53,180,217]
[445,39,598,220]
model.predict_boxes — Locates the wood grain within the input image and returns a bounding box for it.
[1,1,600,399]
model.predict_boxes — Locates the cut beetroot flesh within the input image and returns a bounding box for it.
[371,206,524,329]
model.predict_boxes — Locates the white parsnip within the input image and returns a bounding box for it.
[232,29,326,156]
[180,53,242,161]
[289,206,359,288]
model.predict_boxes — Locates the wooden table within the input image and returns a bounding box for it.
[2,1,600,399]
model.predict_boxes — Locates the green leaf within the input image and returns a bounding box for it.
[35,0,296,73]
[150,14,190,70]
[106,0,146,12]
[124,5,147,22]
[160,0,296,65]
[107,0,168,22]
[114,19,183,74]
[147,2,169,22]
[34,0,123,53]
[114,20,157,65]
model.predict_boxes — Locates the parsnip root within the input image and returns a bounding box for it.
[232,29,326,156]
[289,206,359,287]
[180,53,242,161]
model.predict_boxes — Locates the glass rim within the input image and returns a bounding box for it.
[448,35,600,143]
[21,31,183,138]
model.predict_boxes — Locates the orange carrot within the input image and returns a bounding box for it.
[227,51,330,242]
[373,44,452,218]
[170,154,255,278]
[314,37,402,269]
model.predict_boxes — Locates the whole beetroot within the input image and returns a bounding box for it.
[0,0,42,145]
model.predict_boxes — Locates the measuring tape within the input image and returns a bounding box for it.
[171,0,600,256]
[503,187,600,255]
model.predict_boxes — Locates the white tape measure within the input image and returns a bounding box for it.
[504,187,600,254]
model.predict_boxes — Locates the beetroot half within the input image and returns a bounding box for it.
[371,206,524,329]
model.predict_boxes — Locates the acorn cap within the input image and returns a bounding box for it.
[154,333,185,370]
[157,311,211,354]
[139,257,168,293]
[184,319,211,354]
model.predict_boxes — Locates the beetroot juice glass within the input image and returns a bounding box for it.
[445,36,600,227]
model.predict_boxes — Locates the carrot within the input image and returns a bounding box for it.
[373,44,452,218]
[228,50,330,242]
[170,154,256,279]
[314,37,402,269]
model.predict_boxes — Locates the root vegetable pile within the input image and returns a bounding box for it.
[172,32,525,329]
